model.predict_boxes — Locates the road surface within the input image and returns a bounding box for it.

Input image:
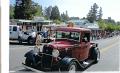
[9,36,120,73]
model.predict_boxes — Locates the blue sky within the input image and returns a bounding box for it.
[10,0,120,21]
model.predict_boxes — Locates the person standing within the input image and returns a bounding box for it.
[35,32,41,46]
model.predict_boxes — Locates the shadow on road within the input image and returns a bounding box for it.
[18,68,33,72]
[77,62,97,72]
[17,63,96,73]
[11,62,97,73]
[9,41,35,46]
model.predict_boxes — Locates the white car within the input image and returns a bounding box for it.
[9,25,21,40]
[9,25,36,45]
[18,31,37,45]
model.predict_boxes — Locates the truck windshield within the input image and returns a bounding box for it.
[56,31,80,41]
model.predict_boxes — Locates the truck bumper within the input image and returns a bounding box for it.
[24,52,61,71]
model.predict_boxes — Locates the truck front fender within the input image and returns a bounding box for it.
[59,57,84,71]
[60,57,76,65]
[24,50,35,61]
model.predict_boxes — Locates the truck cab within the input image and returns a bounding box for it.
[9,25,21,40]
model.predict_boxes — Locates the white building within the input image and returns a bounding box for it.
[10,17,53,32]
[67,19,99,30]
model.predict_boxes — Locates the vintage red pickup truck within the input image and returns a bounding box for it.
[22,27,100,72]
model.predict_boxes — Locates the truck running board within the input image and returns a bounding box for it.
[82,60,95,68]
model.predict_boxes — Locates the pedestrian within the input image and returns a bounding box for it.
[43,27,48,38]
[35,32,42,48]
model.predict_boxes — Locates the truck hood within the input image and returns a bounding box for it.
[48,39,79,50]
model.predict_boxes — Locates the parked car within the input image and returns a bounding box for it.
[9,25,37,45]
[22,27,100,72]
[18,30,37,45]
[9,25,21,40]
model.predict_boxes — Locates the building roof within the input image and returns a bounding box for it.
[67,19,99,30]
[18,19,53,23]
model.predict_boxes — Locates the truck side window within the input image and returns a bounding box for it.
[82,37,88,42]
[13,26,17,31]
[82,33,90,42]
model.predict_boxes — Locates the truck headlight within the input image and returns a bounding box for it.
[52,49,59,57]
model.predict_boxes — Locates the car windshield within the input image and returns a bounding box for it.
[55,31,80,41]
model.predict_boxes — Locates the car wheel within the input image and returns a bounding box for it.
[28,38,34,45]
[18,37,22,44]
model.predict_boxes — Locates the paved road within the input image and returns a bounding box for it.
[85,36,120,72]
[9,36,120,73]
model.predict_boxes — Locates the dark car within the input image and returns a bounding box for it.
[22,27,100,72]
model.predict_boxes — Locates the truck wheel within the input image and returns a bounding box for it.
[60,62,77,73]
[68,62,77,73]
[93,48,100,63]
[25,58,32,66]
[18,37,22,44]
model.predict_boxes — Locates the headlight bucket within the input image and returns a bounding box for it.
[52,49,59,57]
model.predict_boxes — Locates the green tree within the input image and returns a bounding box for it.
[61,11,69,22]
[97,7,103,20]
[32,2,43,16]
[53,20,61,24]
[117,21,120,25]
[98,20,107,30]
[50,6,61,21]
[61,12,65,21]
[10,4,14,19]
[87,3,99,23]
[98,19,120,31]
[44,6,52,19]
[14,0,39,19]
[107,17,115,24]
[14,0,22,19]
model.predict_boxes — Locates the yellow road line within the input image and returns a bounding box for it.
[100,40,118,53]
[100,43,118,53]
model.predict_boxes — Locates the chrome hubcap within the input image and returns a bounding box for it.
[97,50,100,61]
[69,65,76,73]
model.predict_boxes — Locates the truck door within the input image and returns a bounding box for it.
[72,32,91,61]
[80,32,90,60]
